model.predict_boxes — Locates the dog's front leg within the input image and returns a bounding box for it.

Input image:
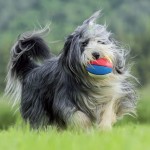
[99,98,116,130]
[70,111,92,129]
[53,95,91,129]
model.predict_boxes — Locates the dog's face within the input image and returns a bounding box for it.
[62,11,125,75]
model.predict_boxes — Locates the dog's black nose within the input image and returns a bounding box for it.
[92,52,100,59]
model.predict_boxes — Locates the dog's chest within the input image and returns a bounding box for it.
[90,77,124,122]
[93,79,122,103]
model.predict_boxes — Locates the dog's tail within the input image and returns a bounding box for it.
[5,25,51,104]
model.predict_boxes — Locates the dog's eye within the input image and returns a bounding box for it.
[81,40,89,47]
[97,40,106,45]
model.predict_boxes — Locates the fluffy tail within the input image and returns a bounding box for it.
[5,26,51,104]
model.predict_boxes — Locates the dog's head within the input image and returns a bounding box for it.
[61,11,126,76]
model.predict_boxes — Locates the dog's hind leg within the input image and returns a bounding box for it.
[21,89,49,128]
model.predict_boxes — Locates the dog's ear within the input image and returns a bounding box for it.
[83,10,101,26]
[115,53,126,74]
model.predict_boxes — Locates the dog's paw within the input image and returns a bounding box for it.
[99,122,112,131]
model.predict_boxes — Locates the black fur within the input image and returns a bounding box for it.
[20,33,96,128]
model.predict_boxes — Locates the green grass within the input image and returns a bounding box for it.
[0,124,150,150]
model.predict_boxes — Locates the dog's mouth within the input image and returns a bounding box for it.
[89,57,113,67]
[86,57,113,76]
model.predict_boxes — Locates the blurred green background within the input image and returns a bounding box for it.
[0,0,150,129]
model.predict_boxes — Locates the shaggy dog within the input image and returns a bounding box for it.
[5,11,137,130]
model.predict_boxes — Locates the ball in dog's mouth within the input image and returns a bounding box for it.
[86,57,113,77]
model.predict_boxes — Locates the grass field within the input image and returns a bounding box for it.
[0,85,150,150]
[0,124,150,150]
